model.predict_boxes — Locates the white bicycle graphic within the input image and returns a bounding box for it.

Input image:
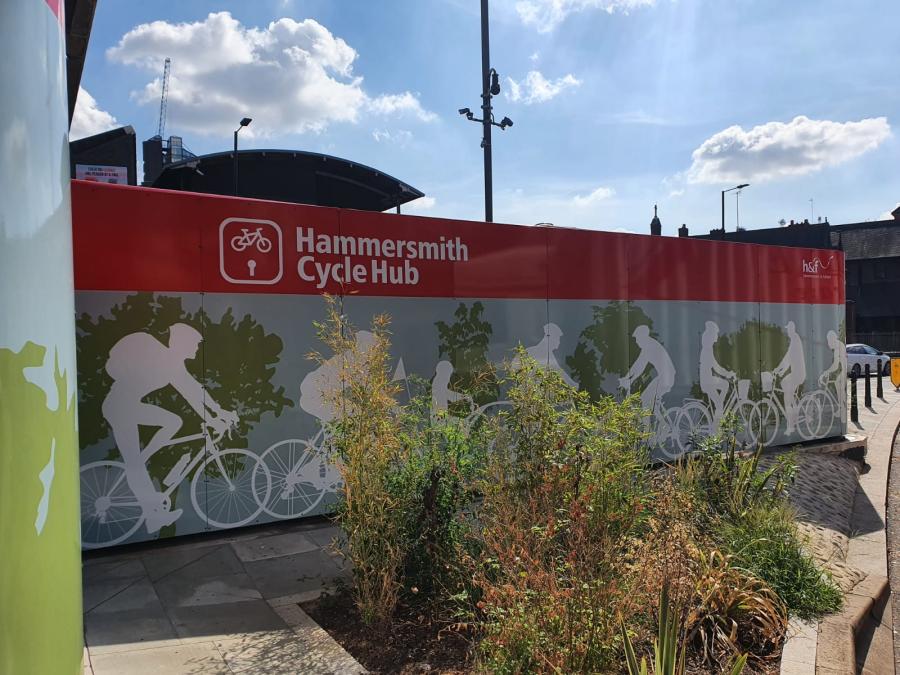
[751,371,833,447]
[618,382,680,454]
[230,227,273,253]
[673,375,757,453]
[252,429,342,520]
[80,423,271,548]
[252,398,514,521]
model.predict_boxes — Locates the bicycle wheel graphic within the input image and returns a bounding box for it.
[256,238,272,253]
[798,391,829,440]
[230,235,249,251]
[80,461,144,548]
[191,449,270,529]
[253,439,335,519]
[674,401,712,454]
[734,401,757,446]
[750,400,779,447]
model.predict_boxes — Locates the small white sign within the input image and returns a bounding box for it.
[75,164,129,184]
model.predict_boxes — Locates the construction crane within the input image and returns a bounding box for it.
[157,57,171,139]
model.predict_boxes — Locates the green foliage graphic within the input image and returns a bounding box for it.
[77,292,292,490]
[436,302,499,405]
[566,301,657,399]
[689,319,790,402]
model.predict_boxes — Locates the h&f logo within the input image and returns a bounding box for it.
[802,257,834,276]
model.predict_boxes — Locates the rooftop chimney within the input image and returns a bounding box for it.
[678,223,689,237]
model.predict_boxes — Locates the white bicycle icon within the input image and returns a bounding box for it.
[80,423,272,548]
[230,227,273,253]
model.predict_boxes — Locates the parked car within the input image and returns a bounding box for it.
[847,343,891,377]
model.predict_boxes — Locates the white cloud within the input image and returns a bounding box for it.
[687,115,891,184]
[107,12,436,137]
[573,185,615,206]
[506,71,581,105]
[406,196,436,212]
[372,129,413,145]
[879,203,900,220]
[529,51,541,63]
[516,0,656,33]
[367,93,436,122]
[70,88,118,140]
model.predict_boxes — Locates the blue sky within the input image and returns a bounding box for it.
[72,0,900,234]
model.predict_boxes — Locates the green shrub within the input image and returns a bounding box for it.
[717,503,842,620]
[316,302,486,625]
[472,350,653,673]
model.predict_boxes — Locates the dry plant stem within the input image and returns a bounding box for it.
[311,296,404,628]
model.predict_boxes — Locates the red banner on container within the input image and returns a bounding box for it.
[71,181,844,305]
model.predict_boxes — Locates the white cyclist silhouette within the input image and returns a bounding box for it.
[512,322,577,387]
[775,320,807,433]
[101,323,238,534]
[820,329,847,423]
[431,360,472,415]
[699,321,736,426]
[619,325,676,423]
[299,330,376,423]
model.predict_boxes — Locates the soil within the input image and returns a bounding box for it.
[302,590,782,674]
[301,590,475,674]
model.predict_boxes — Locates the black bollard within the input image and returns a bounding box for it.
[877,359,884,399]
[865,363,872,408]
[851,374,859,423]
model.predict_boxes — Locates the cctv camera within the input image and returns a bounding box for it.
[490,70,501,96]
[500,117,514,129]
[458,108,471,116]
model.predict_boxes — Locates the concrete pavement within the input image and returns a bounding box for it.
[781,380,900,674]
[81,520,364,675]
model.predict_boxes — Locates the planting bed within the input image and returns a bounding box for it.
[303,590,473,674]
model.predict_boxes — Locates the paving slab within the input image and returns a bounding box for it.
[141,544,220,582]
[243,549,349,600]
[83,574,148,614]
[271,603,365,674]
[214,628,310,673]
[89,577,162,614]
[82,559,147,584]
[154,572,263,608]
[89,641,230,675]
[166,599,289,643]
[231,531,319,562]
[85,607,180,655]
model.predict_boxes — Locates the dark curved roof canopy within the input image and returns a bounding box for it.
[152,149,424,212]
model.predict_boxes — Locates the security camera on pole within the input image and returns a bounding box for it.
[458,0,513,223]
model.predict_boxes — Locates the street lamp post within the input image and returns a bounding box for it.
[233,117,252,196]
[457,0,513,222]
[721,183,749,231]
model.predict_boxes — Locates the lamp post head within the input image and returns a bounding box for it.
[240,117,252,127]
[737,183,749,189]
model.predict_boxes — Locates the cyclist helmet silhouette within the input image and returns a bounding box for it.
[101,323,238,534]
